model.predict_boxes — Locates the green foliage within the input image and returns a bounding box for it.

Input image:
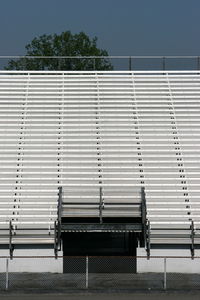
[6,31,113,70]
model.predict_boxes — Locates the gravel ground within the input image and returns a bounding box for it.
[0,291,200,300]
[0,272,200,291]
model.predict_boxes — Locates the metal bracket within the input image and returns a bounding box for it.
[9,221,14,259]
[146,220,151,259]
[99,187,104,224]
[190,220,195,259]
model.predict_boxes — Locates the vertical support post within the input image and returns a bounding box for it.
[163,257,167,290]
[141,187,146,225]
[99,187,103,224]
[141,187,147,247]
[6,258,9,291]
[54,220,58,259]
[146,220,151,259]
[190,220,195,259]
[162,56,166,71]
[129,56,132,71]
[58,186,62,249]
[54,186,63,258]
[86,256,89,289]
[9,221,13,260]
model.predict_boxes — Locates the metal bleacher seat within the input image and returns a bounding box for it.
[0,70,200,256]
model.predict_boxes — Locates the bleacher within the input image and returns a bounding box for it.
[0,70,200,255]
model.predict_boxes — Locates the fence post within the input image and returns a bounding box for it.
[93,58,96,70]
[162,57,166,71]
[86,256,89,289]
[5,258,9,291]
[129,56,132,71]
[163,257,167,290]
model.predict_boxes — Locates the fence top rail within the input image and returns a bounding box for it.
[0,70,200,74]
[0,55,200,59]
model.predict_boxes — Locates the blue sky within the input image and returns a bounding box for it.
[0,0,199,55]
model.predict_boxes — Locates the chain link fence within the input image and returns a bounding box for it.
[0,256,199,291]
[1,56,200,71]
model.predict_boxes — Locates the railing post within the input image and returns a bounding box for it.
[86,255,89,289]
[5,258,9,291]
[163,257,167,290]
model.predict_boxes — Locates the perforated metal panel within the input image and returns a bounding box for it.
[0,70,200,247]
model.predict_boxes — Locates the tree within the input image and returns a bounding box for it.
[6,31,113,70]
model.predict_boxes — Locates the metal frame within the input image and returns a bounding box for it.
[61,186,146,250]
[62,186,143,221]
[62,223,142,232]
